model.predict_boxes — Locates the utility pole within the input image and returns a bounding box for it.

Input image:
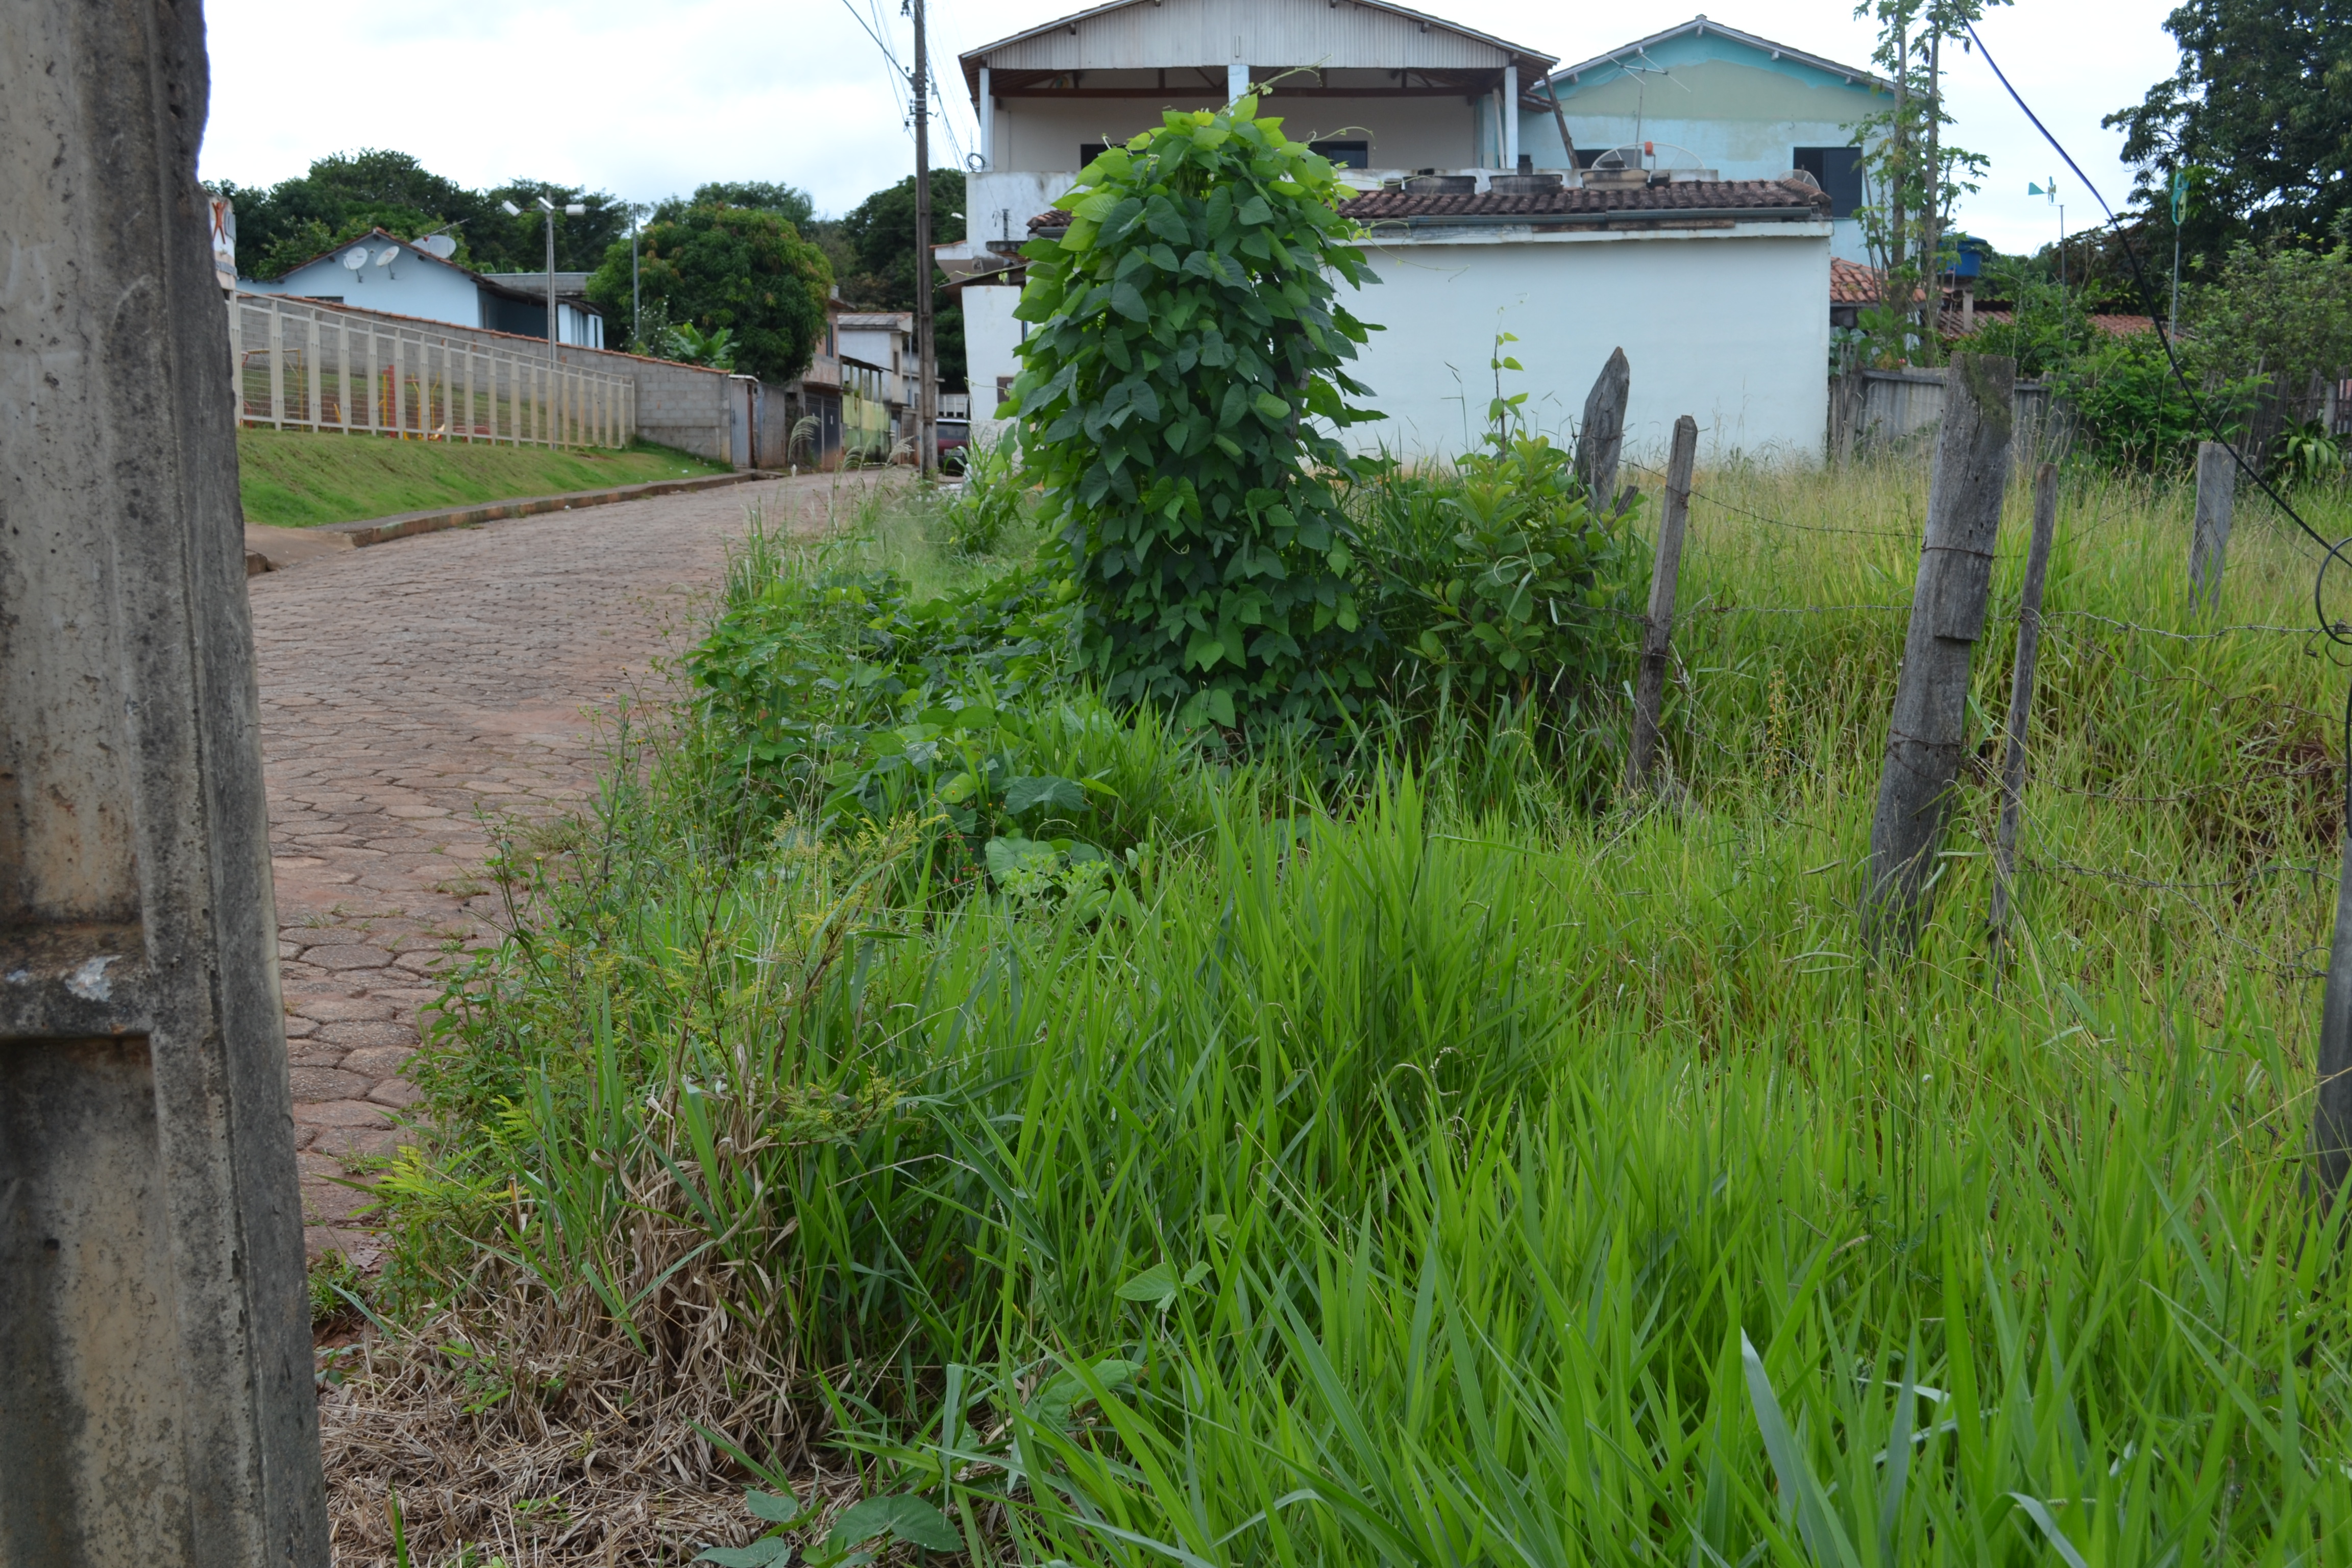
[631,205,643,353]
[912,0,937,477]
[5,0,329,1557]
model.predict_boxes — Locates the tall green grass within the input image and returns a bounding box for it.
[379,460,2352,1565]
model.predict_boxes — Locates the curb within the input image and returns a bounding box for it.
[314,469,782,549]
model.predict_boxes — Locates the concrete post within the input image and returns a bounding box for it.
[1989,461,2061,968]
[1575,347,1630,513]
[1,2,329,1563]
[1864,353,2016,952]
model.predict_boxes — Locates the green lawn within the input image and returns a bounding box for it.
[235,428,731,528]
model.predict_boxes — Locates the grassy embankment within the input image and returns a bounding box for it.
[332,460,2352,1565]
[236,427,730,528]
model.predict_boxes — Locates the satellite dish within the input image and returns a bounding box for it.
[418,234,456,259]
[341,247,369,271]
[373,248,397,267]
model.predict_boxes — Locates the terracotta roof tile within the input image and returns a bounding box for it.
[1027,179,1828,233]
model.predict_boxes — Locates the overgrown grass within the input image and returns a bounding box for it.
[348,460,2352,1565]
[236,428,730,527]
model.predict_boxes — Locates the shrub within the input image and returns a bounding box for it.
[1354,431,1635,708]
[1008,95,1382,733]
[937,429,1028,556]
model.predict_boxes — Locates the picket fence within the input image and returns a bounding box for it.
[227,292,633,450]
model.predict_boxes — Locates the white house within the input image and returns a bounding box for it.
[240,229,607,347]
[958,0,1835,462]
[1524,18,1888,260]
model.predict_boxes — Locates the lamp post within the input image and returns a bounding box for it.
[503,195,586,364]
[2028,177,2062,299]
[2169,166,2188,339]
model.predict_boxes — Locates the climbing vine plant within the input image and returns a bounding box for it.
[1006,95,1380,731]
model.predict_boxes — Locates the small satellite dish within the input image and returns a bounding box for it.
[341,247,369,271]
[418,234,457,259]
[373,248,397,267]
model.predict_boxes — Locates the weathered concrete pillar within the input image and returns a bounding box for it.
[1,3,329,1564]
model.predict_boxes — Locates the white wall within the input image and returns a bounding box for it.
[993,93,1481,177]
[962,284,1026,444]
[1340,224,1830,464]
[242,251,483,328]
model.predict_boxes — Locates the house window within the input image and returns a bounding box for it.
[1793,146,1865,218]
[1308,140,1370,169]
[1079,143,1110,166]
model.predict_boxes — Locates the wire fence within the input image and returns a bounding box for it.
[227,292,634,450]
[1603,452,2348,983]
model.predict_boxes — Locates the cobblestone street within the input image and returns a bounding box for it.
[250,474,857,1259]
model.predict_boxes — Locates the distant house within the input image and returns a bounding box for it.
[478,272,608,349]
[241,229,606,347]
[958,0,1835,461]
[1525,18,1890,261]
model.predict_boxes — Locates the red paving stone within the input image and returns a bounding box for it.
[251,473,865,1260]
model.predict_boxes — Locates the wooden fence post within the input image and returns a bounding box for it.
[1864,353,2017,951]
[1627,413,1698,795]
[2190,439,2235,612]
[1989,460,2060,965]
[1576,347,1629,510]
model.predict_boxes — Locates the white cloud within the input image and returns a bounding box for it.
[198,0,2180,255]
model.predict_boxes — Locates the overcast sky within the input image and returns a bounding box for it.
[198,0,2180,256]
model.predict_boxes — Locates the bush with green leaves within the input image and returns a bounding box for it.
[1008,95,1380,732]
[937,429,1028,556]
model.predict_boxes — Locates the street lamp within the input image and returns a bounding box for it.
[2027,177,2063,299]
[503,195,586,362]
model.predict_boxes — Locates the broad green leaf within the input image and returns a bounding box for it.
[746,1490,804,1525]
[695,1539,788,1568]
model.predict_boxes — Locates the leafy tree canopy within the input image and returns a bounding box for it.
[210,150,626,279]
[2107,0,2352,260]
[585,205,832,383]
[838,169,966,307]
[654,181,815,228]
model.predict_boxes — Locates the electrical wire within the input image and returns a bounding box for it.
[1963,21,2352,826]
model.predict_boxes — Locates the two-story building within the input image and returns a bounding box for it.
[957,0,1844,462]
[1525,18,1885,260]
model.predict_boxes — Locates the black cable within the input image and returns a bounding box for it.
[1964,21,2352,828]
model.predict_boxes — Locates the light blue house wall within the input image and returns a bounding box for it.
[1519,19,1886,260]
[239,231,604,345]
[241,235,488,326]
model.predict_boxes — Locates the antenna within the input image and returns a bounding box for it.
[340,247,368,271]
[373,248,396,267]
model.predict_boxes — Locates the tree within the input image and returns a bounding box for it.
[654,181,816,228]
[1008,97,1380,732]
[840,169,968,390]
[210,151,626,279]
[1845,0,2004,365]
[2108,1,2352,261]
[585,204,832,382]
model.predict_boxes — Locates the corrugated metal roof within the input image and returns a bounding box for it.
[1548,16,1884,91]
[960,0,1553,97]
[1027,178,1829,230]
